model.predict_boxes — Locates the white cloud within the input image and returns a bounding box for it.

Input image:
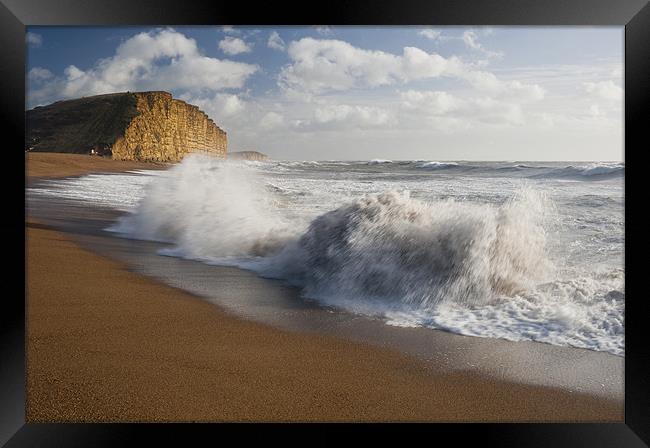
[26,32,42,47]
[583,80,623,101]
[400,46,461,80]
[314,26,332,35]
[462,30,482,50]
[222,26,237,34]
[279,38,467,93]
[418,29,441,40]
[213,93,246,116]
[246,94,398,134]
[400,90,459,114]
[462,72,545,101]
[270,38,546,134]
[64,65,84,81]
[503,80,546,101]
[28,67,53,82]
[28,28,258,107]
[147,56,257,91]
[422,29,502,60]
[313,104,392,127]
[461,30,503,59]
[218,36,252,55]
[260,111,285,130]
[267,31,285,51]
[279,38,539,102]
[399,89,527,127]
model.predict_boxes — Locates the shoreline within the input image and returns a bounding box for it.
[25,152,169,186]
[26,153,623,422]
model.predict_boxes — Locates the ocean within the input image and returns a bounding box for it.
[30,155,625,356]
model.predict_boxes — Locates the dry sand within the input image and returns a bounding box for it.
[26,152,167,179]
[26,153,623,422]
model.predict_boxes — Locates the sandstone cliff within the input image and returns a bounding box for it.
[228,151,268,161]
[26,91,227,162]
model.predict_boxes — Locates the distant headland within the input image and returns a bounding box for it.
[228,151,268,161]
[25,91,227,162]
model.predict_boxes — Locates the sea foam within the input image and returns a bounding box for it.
[256,189,551,309]
[110,155,300,259]
[96,155,623,355]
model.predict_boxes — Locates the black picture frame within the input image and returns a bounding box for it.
[2,0,648,445]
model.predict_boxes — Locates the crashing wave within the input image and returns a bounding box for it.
[257,189,552,308]
[102,155,623,355]
[110,154,300,259]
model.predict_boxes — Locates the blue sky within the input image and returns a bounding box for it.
[26,26,623,161]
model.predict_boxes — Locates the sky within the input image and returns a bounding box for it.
[26,26,623,161]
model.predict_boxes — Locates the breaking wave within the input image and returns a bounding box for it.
[110,154,299,259]
[574,163,625,177]
[107,154,623,355]
[112,155,551,309]
[416,161,460,170]
[256,189,551,309]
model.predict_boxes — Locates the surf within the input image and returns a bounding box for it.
[98,154,624,355]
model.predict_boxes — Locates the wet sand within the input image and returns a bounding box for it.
[26,153,623,422]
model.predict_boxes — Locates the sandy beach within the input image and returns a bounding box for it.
[26,152,168,179]
[26,153,623,422]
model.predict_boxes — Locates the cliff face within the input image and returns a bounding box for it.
[228,151,268,161]
[26,91,227,162]
[112,92,226,161]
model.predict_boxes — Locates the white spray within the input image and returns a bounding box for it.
[111,154,299,259]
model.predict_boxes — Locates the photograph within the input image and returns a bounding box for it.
[22,24,628,424]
